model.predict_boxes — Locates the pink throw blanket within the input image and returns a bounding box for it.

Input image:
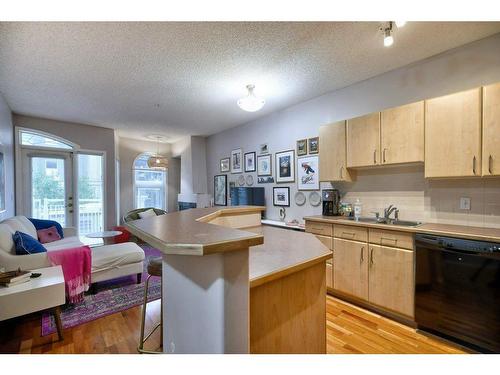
[47,246,92,304]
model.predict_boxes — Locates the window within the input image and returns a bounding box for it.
[133,153,167,210]
[20,130,74,149]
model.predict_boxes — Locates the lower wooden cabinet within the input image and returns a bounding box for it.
[333,239,368,300]
[368,245,415,317]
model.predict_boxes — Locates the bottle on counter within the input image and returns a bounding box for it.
[354,199,362,221]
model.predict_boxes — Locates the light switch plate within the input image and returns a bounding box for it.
[460,197,471,210]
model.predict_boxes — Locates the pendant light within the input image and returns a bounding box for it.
[147,135,168,170]
[237,84,265,112]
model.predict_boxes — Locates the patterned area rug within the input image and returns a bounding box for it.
[41,245,161,336]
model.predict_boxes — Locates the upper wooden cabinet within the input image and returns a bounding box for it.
[319,121,353,181]
[347,112,381,168]
[425,88,482,178]
[380,101,424,165]
[483,82,500,176]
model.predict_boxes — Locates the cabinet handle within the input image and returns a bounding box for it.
[381,237,397,243]
[370,248,374,267]
[473,156,476,175]
[340,166,343,179]
[489,155,493,174]
[360,247,364,263]
[342,231,356,237]
[383,148,387,163]
[373,150,377,164]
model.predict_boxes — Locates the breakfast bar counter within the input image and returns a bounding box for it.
[126,206,331,354]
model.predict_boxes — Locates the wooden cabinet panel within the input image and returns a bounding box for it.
[315,234,333,250]
[483,82,500,176]
[305,221,333,237]
[326,263,333,289]
[425,88,482,178]
[347,112,381,168]
[381,101,424,165]
[368,228,414,250]
[319,121,353,181]
[334,224,368,242]
[368,245,414,317]
[333,239,368,300]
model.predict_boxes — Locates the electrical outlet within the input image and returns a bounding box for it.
[460,197,471,210]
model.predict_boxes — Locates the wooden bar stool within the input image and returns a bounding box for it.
[137,257,163,354]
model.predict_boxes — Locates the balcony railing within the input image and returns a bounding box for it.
[32,198,103,236]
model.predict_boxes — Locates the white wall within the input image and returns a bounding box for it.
[206,33,500,227]
[0,94,14,221]
[13,114,118,229]
[118,136,179,218]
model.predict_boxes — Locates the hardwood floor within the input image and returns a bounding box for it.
[0,295,467,354]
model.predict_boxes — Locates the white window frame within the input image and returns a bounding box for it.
[132,152,167,210]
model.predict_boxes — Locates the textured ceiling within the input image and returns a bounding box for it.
[1,22,500,142]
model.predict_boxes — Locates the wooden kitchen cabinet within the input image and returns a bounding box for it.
[381,101,424,165]
[368,245,414,317]
[425,88,482,178]
[333,238,368,300]
[319,121,353,181]
[326,261,333,289]
[347,112,381,168]
[482,82,500,176]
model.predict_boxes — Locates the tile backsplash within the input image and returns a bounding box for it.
[335,165,500,229]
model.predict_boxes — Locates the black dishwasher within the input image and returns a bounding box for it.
[415,234,500,352]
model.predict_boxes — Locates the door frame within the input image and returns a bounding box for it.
[15,127,107,234]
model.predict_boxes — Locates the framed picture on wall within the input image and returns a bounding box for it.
[297,139,307,156]
[275,150,295,183]
[214,174,227,206]
[220,157,230,173]
[244,152,256,172]
[231,148,243,173]
[0,149,5,213]
[273,187,290,207]
[259,143,269,155]
[257,154,272,176]
[297,155,320,190]
[308,137,319,154]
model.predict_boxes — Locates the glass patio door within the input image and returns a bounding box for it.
[26,151,74,228]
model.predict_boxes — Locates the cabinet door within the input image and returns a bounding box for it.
[346,112,380,168]
[368,245,414,317]
[319,121,353,181]
[333,238,368,300]
[326,262,333,290]
[483,82,500,176]
[425,88,482,178]
[381,101,424,164]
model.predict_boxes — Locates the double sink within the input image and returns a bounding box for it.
[345,216,422,227]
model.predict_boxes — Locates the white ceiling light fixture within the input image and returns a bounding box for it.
[147,135,168,170]
[237,84,265,112]
[395,21,407,28]
[382,22,394,47]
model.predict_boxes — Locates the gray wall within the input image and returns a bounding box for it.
[117,136,179,219]
[206,33,500,224]
[13,114,118,229]
[0,93,14,221]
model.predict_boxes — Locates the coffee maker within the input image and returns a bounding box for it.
[322,189,340,216]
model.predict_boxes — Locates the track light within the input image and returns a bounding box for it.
[383,26,394,47]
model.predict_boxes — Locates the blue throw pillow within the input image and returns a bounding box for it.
[13,231,47,255]
[28,218,64,239]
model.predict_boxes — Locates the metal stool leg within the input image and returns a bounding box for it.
[137,275,162,354]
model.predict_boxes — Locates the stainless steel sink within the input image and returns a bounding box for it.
[345,217,421,227]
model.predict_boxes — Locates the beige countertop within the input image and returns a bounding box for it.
[125,206,265,256]
[126,206,332,288]
[303,215,500,243]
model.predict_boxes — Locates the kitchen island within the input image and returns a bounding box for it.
[126,206,331,354]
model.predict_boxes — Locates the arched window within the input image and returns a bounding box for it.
[133,153,167,210]
[20,129,75,149]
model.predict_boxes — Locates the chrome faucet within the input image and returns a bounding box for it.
[384,205,398,222]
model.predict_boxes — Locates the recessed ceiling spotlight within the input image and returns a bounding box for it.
[237,84,265,112]
[395,21,407,28]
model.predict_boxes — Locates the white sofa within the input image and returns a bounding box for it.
[0,216,145,284]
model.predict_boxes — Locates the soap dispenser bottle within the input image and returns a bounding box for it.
[354,199,362,221]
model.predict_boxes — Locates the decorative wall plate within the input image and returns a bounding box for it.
[246,175,254,186]
[294,191,306,206]
[309,191,321,207]
[238,174,246,186]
